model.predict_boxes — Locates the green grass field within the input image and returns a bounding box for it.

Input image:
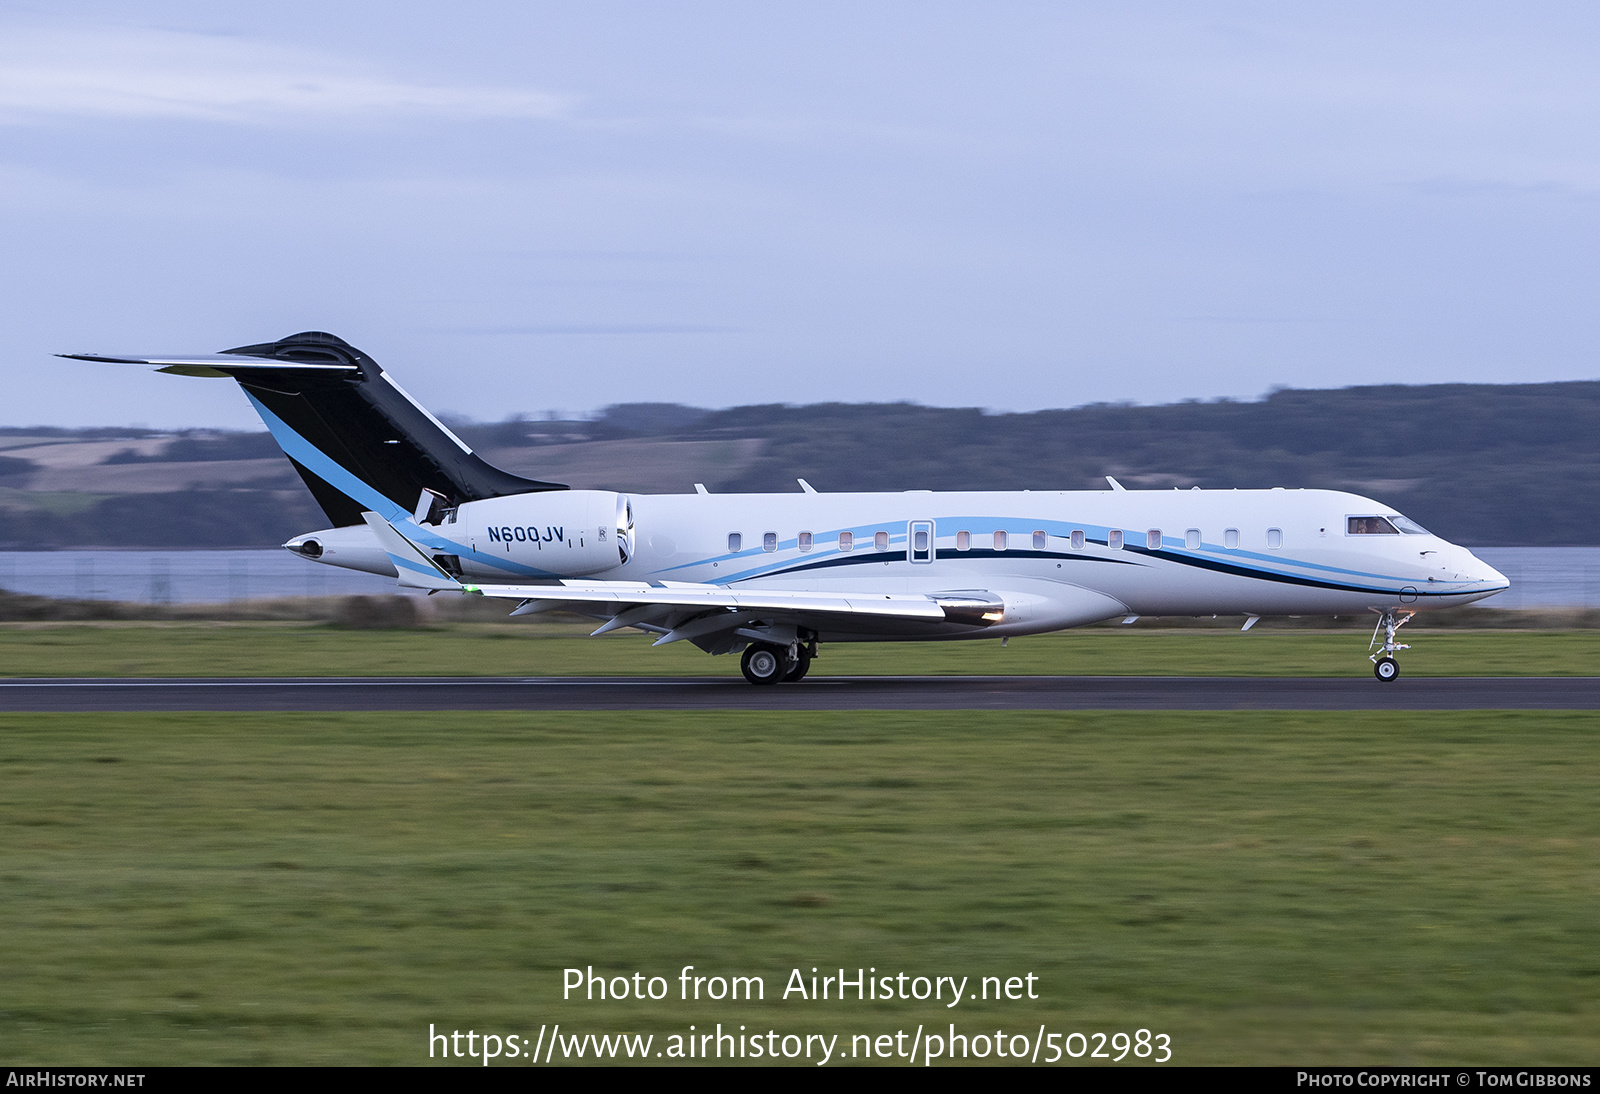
[3,709,1596,1065]
[0,622,1597,677]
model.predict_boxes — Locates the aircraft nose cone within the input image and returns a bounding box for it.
[1469,555,1510,590]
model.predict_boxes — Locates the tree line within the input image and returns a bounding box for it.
[4,379,1597,547]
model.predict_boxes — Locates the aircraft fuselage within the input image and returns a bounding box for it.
[287,485,1507,641]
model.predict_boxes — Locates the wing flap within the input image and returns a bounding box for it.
[471,579,949,620]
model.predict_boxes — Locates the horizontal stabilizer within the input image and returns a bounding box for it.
[58,352,356,378]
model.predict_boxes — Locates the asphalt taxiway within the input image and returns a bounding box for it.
[1,676,1597,712]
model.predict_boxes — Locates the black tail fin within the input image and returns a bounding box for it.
[212,331,565,525]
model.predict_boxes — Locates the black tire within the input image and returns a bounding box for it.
[1374,657,1399,682]
[741,643,788,685]
[783,651,811,682]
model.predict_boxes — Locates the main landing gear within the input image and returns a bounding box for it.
[1368,608,1414,682]
[740,640,816,685]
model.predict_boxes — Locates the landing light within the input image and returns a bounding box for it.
[982,610,1005,623]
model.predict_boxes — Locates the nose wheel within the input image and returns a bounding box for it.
[1368,609,1414,682]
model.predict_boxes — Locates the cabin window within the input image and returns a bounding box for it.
[1185,528,1201,550]
[874,530,890,550]
[909,521,933,563]
[1347,516,1400,535]
[1108,529,1124,550]
[727,533,742,553]
[994,530,1008,551]
[798,531,813,552]
[1032,530,1047,550]
[1070,529,1085,550]
[763,532,778,552]
[1267,528,1283,549]
[1392,515,1430,535]
[956,530,971,551]
[1146,529,1162,550]
[1224,528,1239,549]
[839,531,854,552]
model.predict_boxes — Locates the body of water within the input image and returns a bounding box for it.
[0,550,416,603]
[1472,547,1600,610]
[0,546,1593,608]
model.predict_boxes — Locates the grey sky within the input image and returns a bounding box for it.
[4,2,1599,428]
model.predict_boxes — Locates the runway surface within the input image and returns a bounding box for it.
[2,675,1598,711]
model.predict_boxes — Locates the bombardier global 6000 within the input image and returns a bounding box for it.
[65,331,1510,683]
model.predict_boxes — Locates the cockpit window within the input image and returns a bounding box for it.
[1390,515,1430,535]
[1347,516,1400,535]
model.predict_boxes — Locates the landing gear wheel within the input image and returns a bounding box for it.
[783,651,812,683]
[741,643,788,686]
[1373,657,1399,682]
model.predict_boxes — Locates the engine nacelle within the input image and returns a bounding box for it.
[454,491,633,579]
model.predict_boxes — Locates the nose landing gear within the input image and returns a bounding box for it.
[1368,608,1414,681]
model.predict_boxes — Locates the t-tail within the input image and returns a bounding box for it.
[61,331,565,526]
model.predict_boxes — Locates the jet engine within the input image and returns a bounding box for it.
[454,490,633,579]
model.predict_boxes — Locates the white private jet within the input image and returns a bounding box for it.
[65,331,1510,684]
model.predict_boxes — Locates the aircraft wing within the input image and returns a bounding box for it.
[488,581,948,619]
[359,512,1002,647]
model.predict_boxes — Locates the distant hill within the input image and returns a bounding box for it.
[2,379,1597,547]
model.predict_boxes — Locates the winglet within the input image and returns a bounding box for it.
[797,478,818,494]
[1106,476,1126,492]
[360,512,463,592]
